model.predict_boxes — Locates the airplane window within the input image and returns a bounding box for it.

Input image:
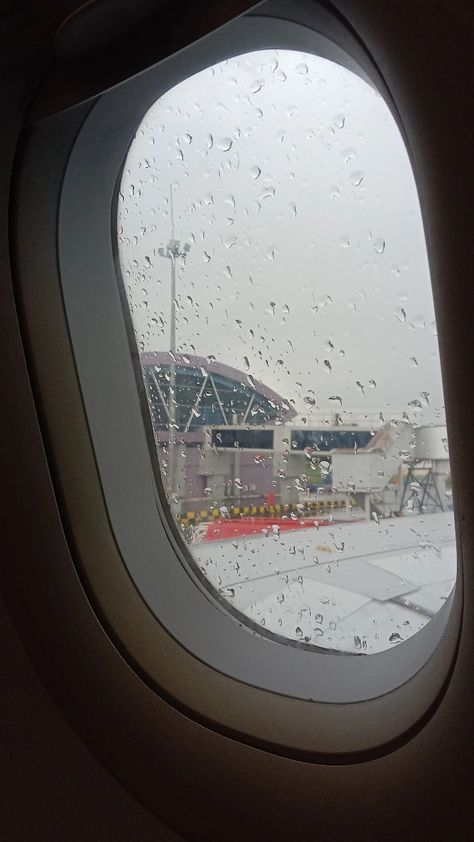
[116,49,456,655]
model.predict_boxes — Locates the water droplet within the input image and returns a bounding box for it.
[389,632,403,643]
[341,148,357,164]
[374,238,385,254]
[413,314,426,329]
[368,379,376,389]
[217,137,233,151]
[320,460,330,476]
[274,69,287,83]
[395,307,406,323]
[323,360,332,373]
[420,391,430,407]
[355,381,365,396]
[350,171,364,186]
[250,165,261,179]
[296,62,308,76]
[202,251,211,263]
[250,79,265,94]
[334,113,345,129]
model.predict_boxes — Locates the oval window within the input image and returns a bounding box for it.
[117,49,456,655]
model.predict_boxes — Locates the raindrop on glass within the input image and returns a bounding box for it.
[374,238,386,254]
[395,307,407,323]
[350,171,364,186]
[217,137,233,151]
[341,148,357,163]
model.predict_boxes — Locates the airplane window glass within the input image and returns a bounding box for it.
[116,50,456,655]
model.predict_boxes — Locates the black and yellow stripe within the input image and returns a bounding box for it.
[177,498,354,529]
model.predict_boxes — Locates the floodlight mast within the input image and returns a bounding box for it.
[157,184,191,510]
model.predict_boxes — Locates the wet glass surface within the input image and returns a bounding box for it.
[117,50,455,653]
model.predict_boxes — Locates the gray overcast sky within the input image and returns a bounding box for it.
[117,49,444,425]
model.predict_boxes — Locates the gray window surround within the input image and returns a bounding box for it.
[13,2,462,759]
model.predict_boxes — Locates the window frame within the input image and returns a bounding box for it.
[12,3,462,760]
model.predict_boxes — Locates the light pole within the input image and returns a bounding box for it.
[158,185,190,509]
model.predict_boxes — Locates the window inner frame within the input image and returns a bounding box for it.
[13,5,462,759]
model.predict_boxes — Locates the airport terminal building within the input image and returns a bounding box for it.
[140,352,448,521]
